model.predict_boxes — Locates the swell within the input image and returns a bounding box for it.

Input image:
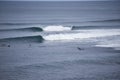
[0,25,119,32]
[72,25,120,30]
[0,27,43,32]
[18,58,120,72]
[0,35,44,43]
[89,19,120,23]
[0,23,37,25]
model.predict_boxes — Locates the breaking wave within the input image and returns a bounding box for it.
[95,35,120,50]
[0,25,71,32]
[43,25,71,31]
[43,29,120,41]
[1,29,119,42]
[0,25,119,32]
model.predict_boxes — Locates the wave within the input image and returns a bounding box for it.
[0,19,120,25]
[96,43,120,50]
[42,25,120,31]
[95,35,120,50]
[0,29,120,43]
[0,25,71,32]
[72,26,99,30]
[0,35,44,43]
[43,25,71,31]
[0,23,38,25]
[0,27,43,32]
[0,25,119,32]
[71,25,120,30]
[89,19,120,23]
[43,29,120,41]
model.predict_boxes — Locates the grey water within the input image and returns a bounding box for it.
[0,1,120,24]
[0,1,120,80]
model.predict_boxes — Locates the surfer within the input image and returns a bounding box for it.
[77,47,84,50]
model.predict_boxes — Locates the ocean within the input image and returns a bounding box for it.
[0,1,120,80]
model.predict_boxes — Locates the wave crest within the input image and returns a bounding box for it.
[43,29,120,41]
[43,25,71,31]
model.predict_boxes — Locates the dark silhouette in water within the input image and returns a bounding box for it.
[0,44,10,47]
[77,47,84,51]
[8,45,10,47]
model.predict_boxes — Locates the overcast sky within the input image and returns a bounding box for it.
[0,0,115,1]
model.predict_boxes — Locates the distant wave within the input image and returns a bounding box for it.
[0,23,38,25]
[89,19,120,23]
[0,19,120,26]
[0,35,44,43]
[72,25,120,30]
[72,26,99,30]
[0,27,43,32]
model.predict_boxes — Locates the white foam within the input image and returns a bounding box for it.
[43,29,120,41]
[43,25,71,31]
[96,44,120,50]
[95,38,120,50]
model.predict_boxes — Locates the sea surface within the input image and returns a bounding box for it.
[0,1,120,80]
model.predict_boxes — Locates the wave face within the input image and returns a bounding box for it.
[0,35,44,43]
[0,27,43,32]
[19,27,43,32]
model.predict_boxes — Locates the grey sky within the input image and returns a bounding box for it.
[0,0,114,1]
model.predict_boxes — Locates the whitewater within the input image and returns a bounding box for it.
[0,1,120,80]
[0,24,120,50]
